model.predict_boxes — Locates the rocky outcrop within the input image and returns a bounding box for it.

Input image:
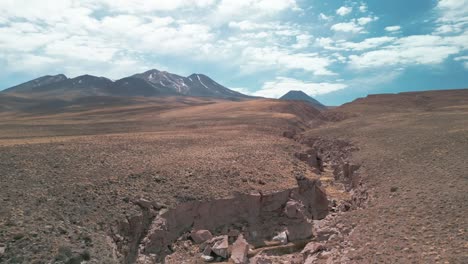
[230,234,249,264]
[113,177,328,263]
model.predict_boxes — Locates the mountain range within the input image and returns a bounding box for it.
[2,69,250,100]
[279,90,327,110]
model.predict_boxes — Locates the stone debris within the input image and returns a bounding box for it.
[272,231,288,245]
[135,198,152,209]
[191,230,213,244]
[211,235,229,258]
[202,244,212,256]
[230,234,249,264]
[284,199,304,218]
[249,254,273,264]
[201,254,214,262]
[301,241,324,256]
[132,176,328,262]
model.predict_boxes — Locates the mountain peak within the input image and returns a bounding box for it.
[283,90,309,96]
[2,69,252,100]
[280,90,327,110]
[145,69,161,73]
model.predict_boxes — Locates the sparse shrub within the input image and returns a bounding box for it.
[55,246,73,261]
[80,250,91,261]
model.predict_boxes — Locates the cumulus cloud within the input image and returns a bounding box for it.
[336,6,352,16]
[357,16,378,26]
[433,0,468,35]
[253,77,347,98]
[359,4,368,13]
[214,0,300,22]
[292,34,313,49]
[349,35,465,68]
[319,13,331,20]
[331,21,364,33]
[0,0,467,96]
[83,0,216,13]
[241,47,335,75]
[339,37,396,51]
[385,25,401,32]
[436,0,468,23]
[0,0,310,80]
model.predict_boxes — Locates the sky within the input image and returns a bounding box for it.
[0,0,467,105]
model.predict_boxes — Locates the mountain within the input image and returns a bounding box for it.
[3,74,68,94]
[279,90,327,110]
[131,69,247,98]
[2,70,251,100]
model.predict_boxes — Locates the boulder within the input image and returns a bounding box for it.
[211,235,229,258]
[284,200,303,219]
[272,231,288,245]
[191,230,213,244]
[135,198,152,210]
[230,234,249,264]
[202,245,212,256]
[301,242,324,256]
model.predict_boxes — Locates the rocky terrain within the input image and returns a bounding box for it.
[0,89,467,263]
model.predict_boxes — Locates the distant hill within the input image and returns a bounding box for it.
[279,90,327,110]
[2,70,251,100]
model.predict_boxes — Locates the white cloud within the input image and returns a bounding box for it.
[349,35,464,68]
[44,36,119,62]
[436,0,468,23]
[319,13,331,20]
[357,16,378,26]
[331,21,364,33]
[339,36,396,51]
[316,37,338,50]
[454,55,468,69]
[434,23,466,34]
[336,6,352,16]
[227,20,293,32]
[359,4,368,13]
[253,77,347,98]
[214,0,300,22]
[230,87,252,95]
[292,34,312,49]
[241,47,335,75]
[4,54,60,73]
[84,0,216,13]
[318,36,396,51]
[385,25,401,32]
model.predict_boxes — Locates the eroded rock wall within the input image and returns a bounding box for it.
[113,177,328,263]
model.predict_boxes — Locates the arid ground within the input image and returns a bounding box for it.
[0,90,467,263]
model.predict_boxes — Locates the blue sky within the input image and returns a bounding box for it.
[0,0,467,105]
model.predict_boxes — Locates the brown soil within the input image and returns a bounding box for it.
[300,89,468,263]
[1,89,467,264]
[0,97,320,263]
